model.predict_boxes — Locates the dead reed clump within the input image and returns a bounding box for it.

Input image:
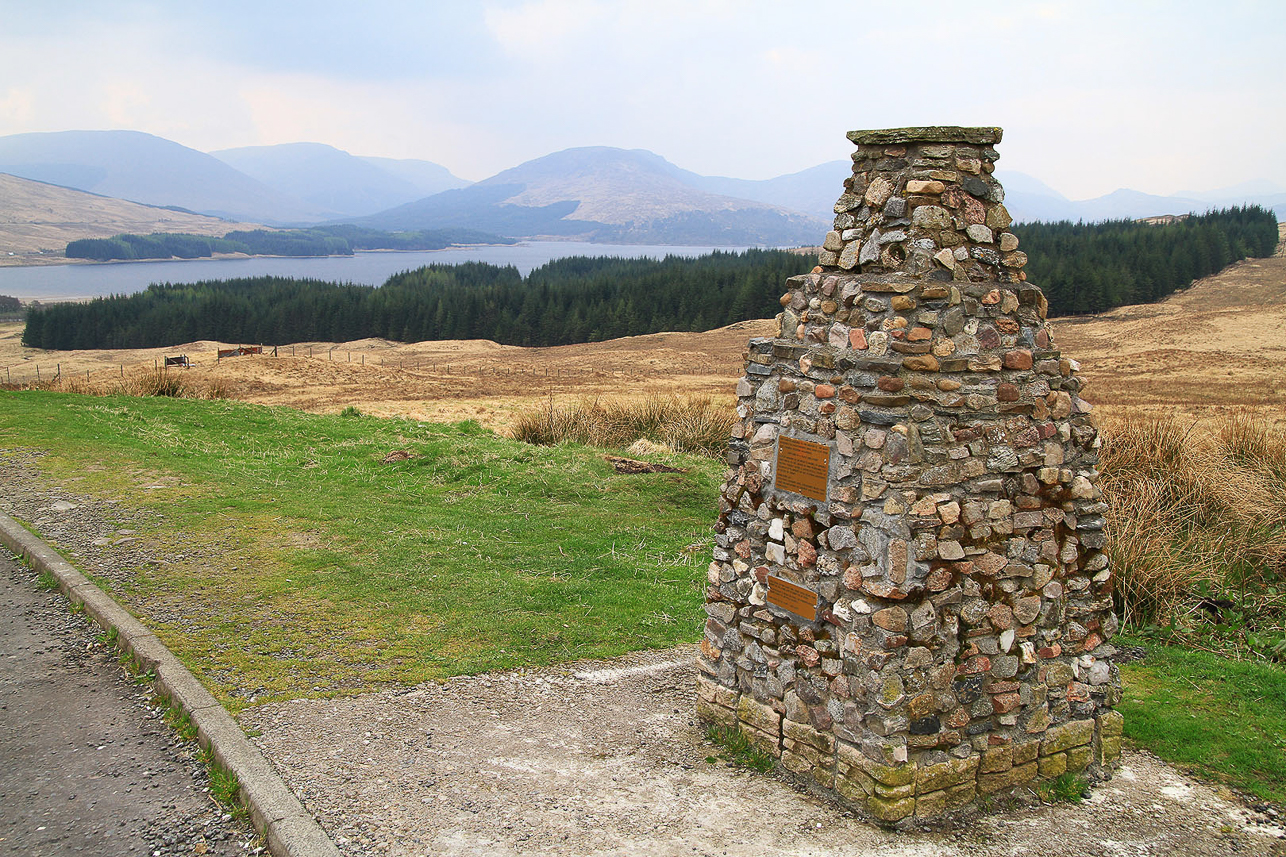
[200,377,236,400]
[1100,410,1286,657]
[511,395,736,457]
[126,368,191,398]
[1215,409,1286,485]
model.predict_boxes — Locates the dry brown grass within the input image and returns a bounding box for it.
[1053,228,1286,429]
[0,322,766,427]
[6,366,237,401]
[511,395,736,457]
[1100,411,1286,630]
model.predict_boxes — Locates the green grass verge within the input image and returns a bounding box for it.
[1119,641,1286,804]
[0,390,720,709]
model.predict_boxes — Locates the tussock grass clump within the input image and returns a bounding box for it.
[702,722,777,773]
[512,395,735,457]
[1215,410,1286,486]
[1100,410,1286,660]
[127,368,190,398]
[1036,772,1090,805]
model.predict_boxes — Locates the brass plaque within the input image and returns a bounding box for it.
[774,436,830,501]
[767,575,819,621]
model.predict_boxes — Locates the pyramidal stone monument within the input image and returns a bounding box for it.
[697,127,1122,824]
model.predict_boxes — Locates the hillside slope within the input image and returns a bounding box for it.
[0,173,261,266]
[358,156,471,196]
[212,143,469,217]
[686,160,850,222]
[0,130,328,224]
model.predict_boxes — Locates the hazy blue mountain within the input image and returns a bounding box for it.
[996,170,1285,223]
[1176,179,1285,202]
[1069,189,1208,222]
[212,143,469,217]
[993,171,1077,223]
[994,170,1070,201]
[0,130,328,224]
[353,147,828,246]
[358,156,471,196]
[685,160,851,222]
[1173,181,1286,220]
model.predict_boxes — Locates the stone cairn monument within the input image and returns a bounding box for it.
[697,127,1122,824]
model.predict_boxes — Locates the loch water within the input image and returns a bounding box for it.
[0,241,750,301]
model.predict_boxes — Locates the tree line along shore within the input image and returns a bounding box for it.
[18,206,1278,351]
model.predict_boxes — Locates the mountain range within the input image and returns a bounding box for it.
[0,130,328,223]
[210,142,469,218]
[996,171,1286,224]
[0,129,1282,249]
[353,147,827,244]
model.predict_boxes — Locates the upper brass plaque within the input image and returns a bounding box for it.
[766,575,819,622]
[775,436,830,501]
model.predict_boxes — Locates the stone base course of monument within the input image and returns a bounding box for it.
[698,126,1123,825]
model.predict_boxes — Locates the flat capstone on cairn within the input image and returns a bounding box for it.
[697,126,1122,825]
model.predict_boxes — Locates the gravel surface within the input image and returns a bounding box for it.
[4,446,1284,856]
[237,646,1285,857]
[0,550,258,856]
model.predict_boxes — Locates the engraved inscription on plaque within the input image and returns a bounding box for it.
[774,436,830,501]
[766,575,819,622]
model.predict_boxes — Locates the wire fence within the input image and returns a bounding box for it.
[2,343,743,388]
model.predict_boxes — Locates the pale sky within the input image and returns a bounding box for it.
[1,0,1282,199]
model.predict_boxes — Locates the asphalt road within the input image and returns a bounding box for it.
[0,549,256,856]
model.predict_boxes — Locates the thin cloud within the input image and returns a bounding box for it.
[0,0,1280,196]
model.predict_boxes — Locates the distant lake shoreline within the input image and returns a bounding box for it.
[0,241,758,301]
[0,243,517,270]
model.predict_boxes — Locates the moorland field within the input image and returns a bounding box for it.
[4,224,1285,429]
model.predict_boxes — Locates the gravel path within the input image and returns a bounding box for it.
[3,447,1284,856]
[0,550,257,856]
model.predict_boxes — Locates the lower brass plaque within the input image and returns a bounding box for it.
[766,575,819,621]
[774,435,830,501]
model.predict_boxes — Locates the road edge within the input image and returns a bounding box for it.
[0,512,341,857]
